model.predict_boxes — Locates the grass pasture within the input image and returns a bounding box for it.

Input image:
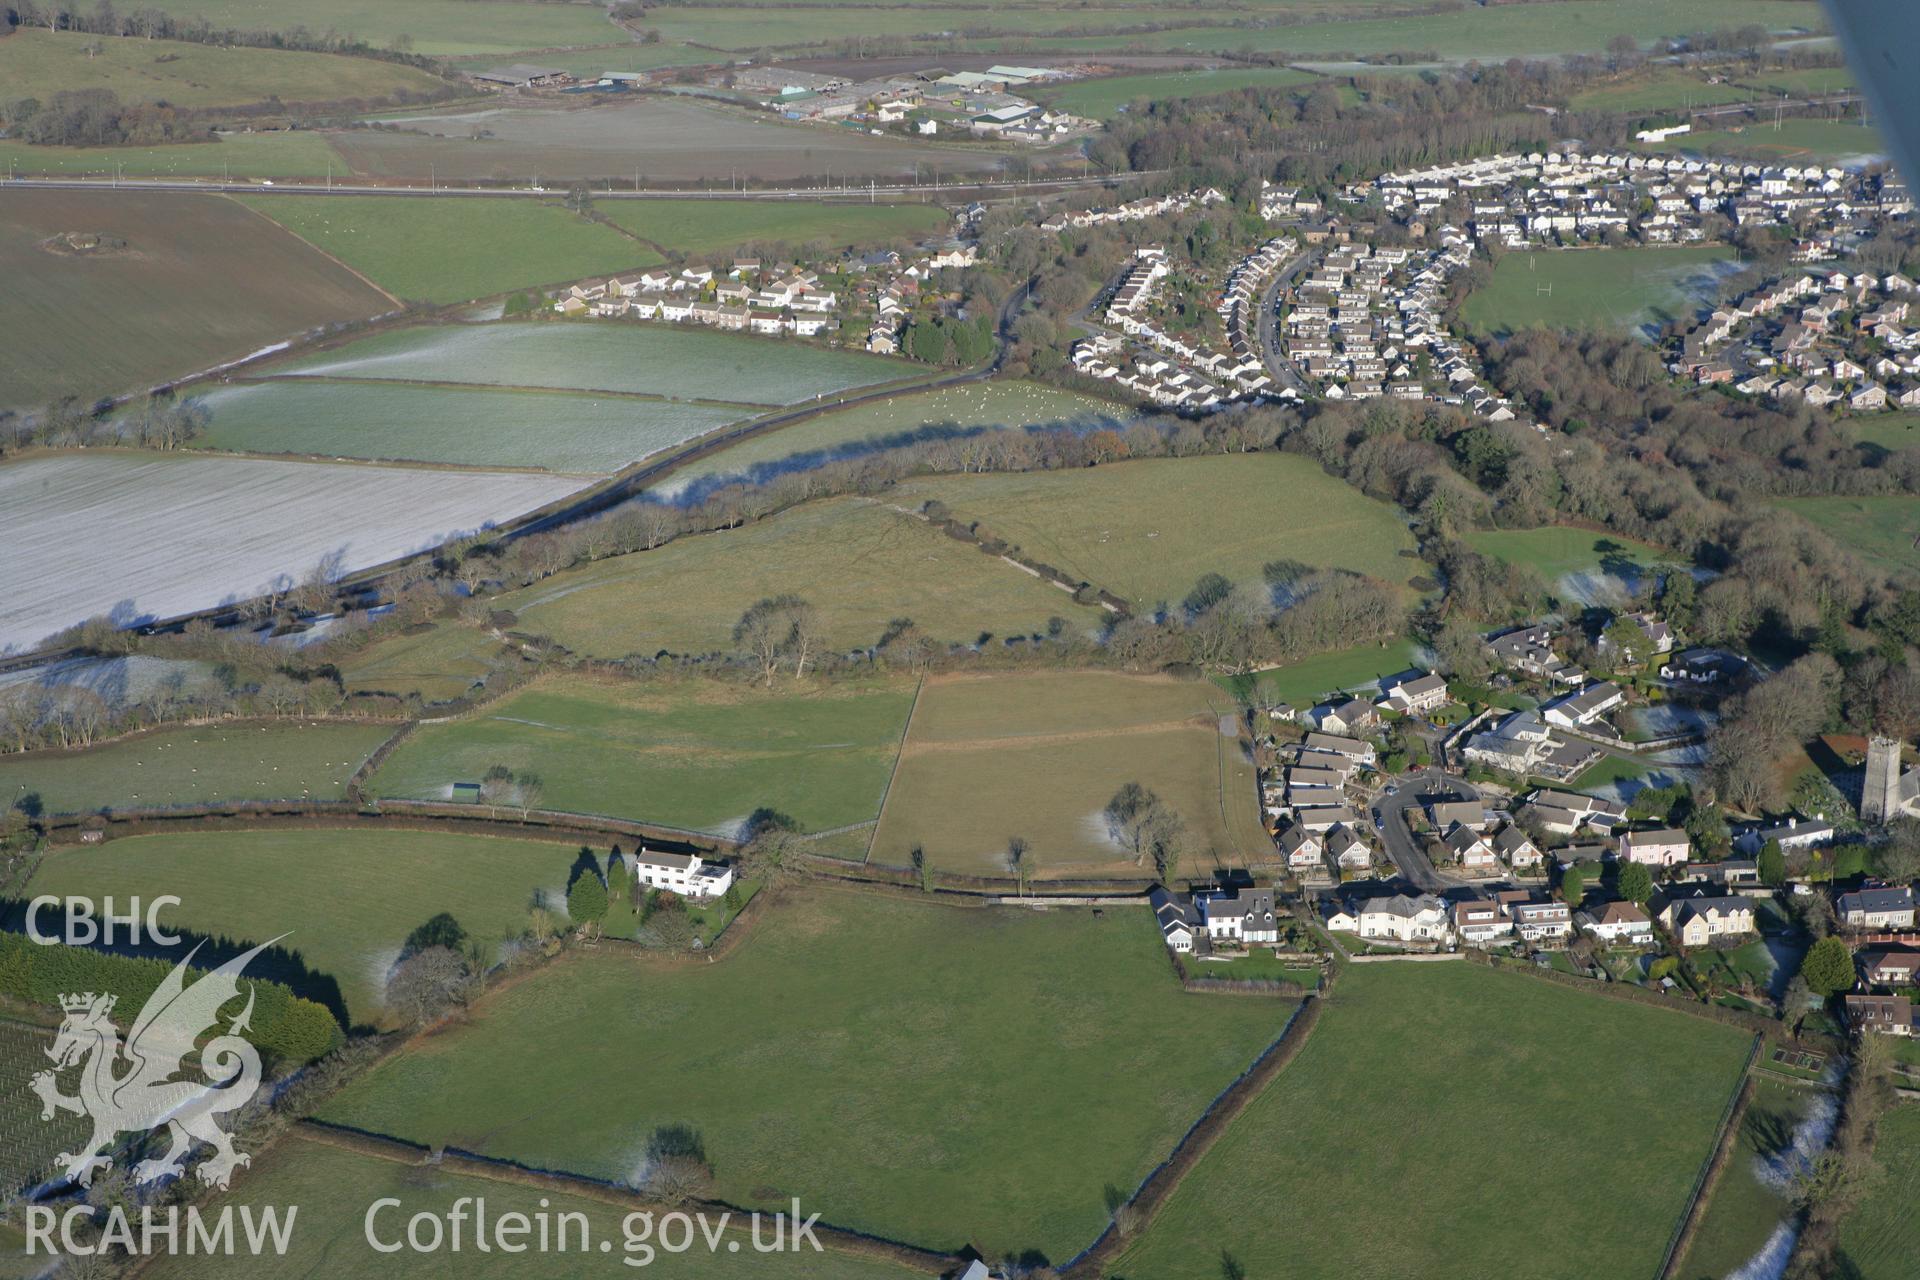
[600,198,946,258]
[123,0,623,57]
[1677,1076,1820,1280]
[367,672,915,835]
[148,1132,926,1279]
[0,721,395,815]
[502,495,1079,654]
[1036,66,1320,118]
[0,132,344,179]
[994,0,1820,57]
[196,379,751,473]
[26,828,590,1025]
[0,451,584,655]
[331,97,1008,183]
[273,320,911,403]
[1465,524,1676,606]
[1846,411,1920,458]
[239,196,660,303]
[1220,636,1424,709]
[653,379,1148,498]
[896,453,1420,613]
[1774,495,1920,577]
[1112,961,1755,1280]
[1834,1099,1920,1278]
[0,29,448,108]
[318,889,1289,1258]
[1458,244,1735,338]
[1567,67,1763,115]
[870,670,1265,879]
[1737,66,1856,97]
[0,187,389,407]
[1659,117,1884,164]
[336,619,514,703]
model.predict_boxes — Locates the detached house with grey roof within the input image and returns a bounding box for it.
[1838,885,1916,931]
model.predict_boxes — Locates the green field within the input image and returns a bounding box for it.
[871,670,1266,878]
[1567,67,1761,115]
[1219,636,1424,709]
[1677,1074,1818,1280]
[1661,117,1885,164]
[1774,496,1920,577]
[0,29,449,108]
[26,828,595,1026]
[149,1133,925,1279]
[197,378,753,473]
[1113,962,1754,1279]
[1465,525,1671,579]
[1851,413,1920,456]
[1036,66,1320,118]
[1834,1099,1920,1278]
[0,721,396,815]
[0,132,344,179]
[897,453,1419,612]
[336,620,517,704]
[601,198,946,258]
[0,187,390,407]
[655,379,1148,496]
[274,320,912,402]
[319,889,1287,1258]
[1737,66,1856,97]
[238,196,660,303]
[128,0,623,57]
[504,495,1081,654]
[368,673,915,834]
[1459,245,1735,337]
[984,0,1821,57]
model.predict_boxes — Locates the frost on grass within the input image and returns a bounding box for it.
[0,453,585,654]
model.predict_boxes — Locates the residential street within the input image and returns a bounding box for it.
[1371,767,1479,893]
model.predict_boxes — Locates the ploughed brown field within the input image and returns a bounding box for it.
[0,188,391,407]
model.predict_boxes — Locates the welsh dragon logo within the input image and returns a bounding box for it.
[29,938,282,1189]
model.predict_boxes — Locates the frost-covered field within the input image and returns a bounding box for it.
[0,453,585,654]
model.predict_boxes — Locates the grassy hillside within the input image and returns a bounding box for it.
[238,196,661,303]
[1113,962,1754,1279]
[602,198,947,258]
[318,889,1288,1258]
[871,670,1267,878]
[0,721,394,815]
[504,495,1081,655]
[367,672,916,835]
[897,453,1421,612]
[0,29,448,108]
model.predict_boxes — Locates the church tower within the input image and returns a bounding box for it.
[1863,736,1905,825]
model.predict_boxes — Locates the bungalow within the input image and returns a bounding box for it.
[1579,900,1654,945]
[1452,898,1513,946]
[1845,992,1915,1036]
[1355,893,1450,943]
[1838,885,1917,931]
[1511,899,1574,942]
[1303,732,1376,765]
[1620,828,1691,868]
[1149,885,1198,953]
[1377,671,1449,715]
[1426,798,1487,832]
[1541,680,1626,729]
[1736,817,1837,856]
[633,850,735,901]
[1658,892,1756,946]
[1295,805,1359,834]
[1197,884,1280,944]
[1859,947,1920,987]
